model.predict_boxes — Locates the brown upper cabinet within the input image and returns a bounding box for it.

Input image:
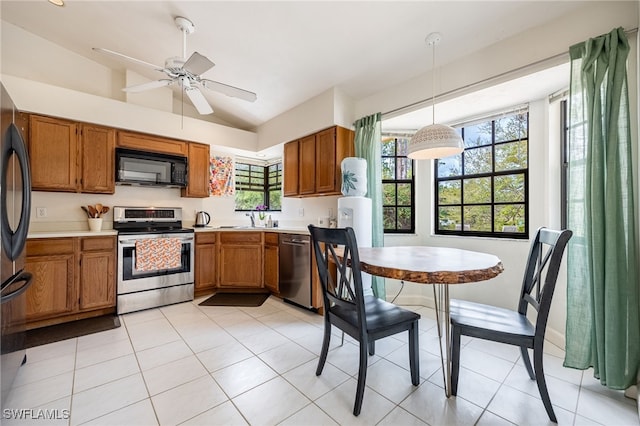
[181,142,210,198]
[29,115,115,194]
[116,131,188,156]
[81,125,116,193]
[283,140,299,196]
[299,134,316,195]
[28,114,211,198]
[283,126,354,197]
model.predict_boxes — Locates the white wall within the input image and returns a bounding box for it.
[256,87,352,150]
[355,1,638,122]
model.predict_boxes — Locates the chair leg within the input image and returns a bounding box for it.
[533,344,557,423]
[520,346,535,380]
[316,322,331,376]
[450,325,461,396]
[353,339,369,416]
[409,321,420,385]
[368,341,375,356]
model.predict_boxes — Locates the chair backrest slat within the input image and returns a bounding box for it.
[518,227,572,335]
[309,225,367,333]
[523,293,540,311]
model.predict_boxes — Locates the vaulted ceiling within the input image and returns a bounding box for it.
[1,1,588,132]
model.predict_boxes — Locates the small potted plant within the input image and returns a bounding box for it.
[255,204,267,226]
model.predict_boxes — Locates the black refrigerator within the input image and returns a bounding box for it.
[0,82,32,410]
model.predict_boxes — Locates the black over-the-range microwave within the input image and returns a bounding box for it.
[115,148,188,188]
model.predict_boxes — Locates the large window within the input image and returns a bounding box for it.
[382,136,415,233]
[235,161,282,211]
[435,111,529,238]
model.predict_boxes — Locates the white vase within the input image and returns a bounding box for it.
[88,218,103,232]
[341,157,367,196]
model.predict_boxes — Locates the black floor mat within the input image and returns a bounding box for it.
[199,292,270,307]
[25,315,121,349]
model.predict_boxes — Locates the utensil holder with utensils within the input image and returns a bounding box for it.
[88,218,103,232]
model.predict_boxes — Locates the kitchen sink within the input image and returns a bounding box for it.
[216,225,253,229]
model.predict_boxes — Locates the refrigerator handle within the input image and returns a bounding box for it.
[1,271,33,304]
[1,123,32,261]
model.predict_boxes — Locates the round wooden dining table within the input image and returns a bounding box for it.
[353,246,504,397]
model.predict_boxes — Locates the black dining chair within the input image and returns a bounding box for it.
[450,227,572,423]
[308,225,420,416]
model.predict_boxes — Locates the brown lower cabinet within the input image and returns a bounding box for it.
[195,232,217,295]
[194,231,322,311]
[79,236,116,311]
[218,232,263,289]
[25,236,116,329]
[264,233,279,294]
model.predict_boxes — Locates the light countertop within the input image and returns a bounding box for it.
[193,226,310,234]
[27,227,311,239]
[28,230,118,239]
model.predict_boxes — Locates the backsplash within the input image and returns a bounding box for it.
[29,186,341,232]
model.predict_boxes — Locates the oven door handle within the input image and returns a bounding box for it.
[118,236,194,245]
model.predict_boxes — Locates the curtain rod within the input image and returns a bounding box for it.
[383,103,530,135]
[382,26,639,119]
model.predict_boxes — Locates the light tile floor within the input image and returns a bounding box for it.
[4,296,640,425]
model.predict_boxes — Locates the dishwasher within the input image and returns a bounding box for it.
[279,234,313,309]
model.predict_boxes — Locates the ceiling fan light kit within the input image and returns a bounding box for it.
[407,32,464,160]
[93,16,256,115]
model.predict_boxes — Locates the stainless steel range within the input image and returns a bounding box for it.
[114,207,194,314]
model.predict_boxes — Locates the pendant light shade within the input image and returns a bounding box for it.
[407,32,464,160]
[407,123,464,159]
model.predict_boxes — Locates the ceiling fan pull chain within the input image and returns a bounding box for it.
[182,25,187,60]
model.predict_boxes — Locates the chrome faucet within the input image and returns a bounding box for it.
[246,212,255,227]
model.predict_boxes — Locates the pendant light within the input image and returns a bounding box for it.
[407,32,464,160]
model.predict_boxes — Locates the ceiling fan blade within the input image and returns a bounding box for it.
[183,51,215,76]
[185,87,214,115]
[202,79,257,102]
[122,79,174,93]
[92,47,165,72]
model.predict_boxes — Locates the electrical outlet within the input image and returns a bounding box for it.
[298,208,304,217]
[36,207,47,218]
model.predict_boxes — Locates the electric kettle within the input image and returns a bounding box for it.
[195,211,211,227]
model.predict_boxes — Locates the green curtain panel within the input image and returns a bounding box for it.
[353,112,385,299]
[565,27,639,389]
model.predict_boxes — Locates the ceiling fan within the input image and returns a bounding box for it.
[93,16,257,115]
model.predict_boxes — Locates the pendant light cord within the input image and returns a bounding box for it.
[425,32,441,125]
[431,39,436,125]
